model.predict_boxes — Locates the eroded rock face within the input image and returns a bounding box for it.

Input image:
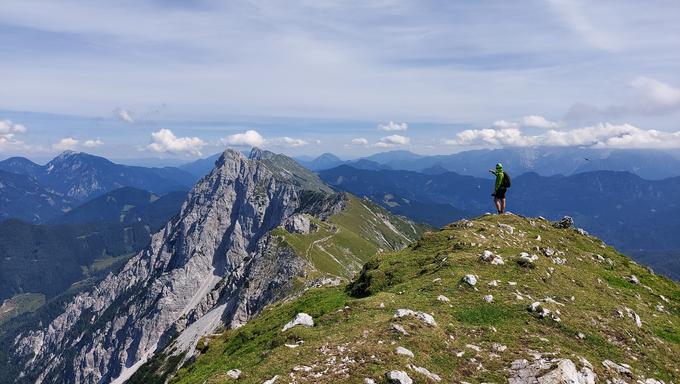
[12,149,333,384]
[284,214,312,234]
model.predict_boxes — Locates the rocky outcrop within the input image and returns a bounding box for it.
[509,358,596,384]
[11,149,343,383]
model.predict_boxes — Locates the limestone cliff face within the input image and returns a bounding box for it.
[13,149,333,383]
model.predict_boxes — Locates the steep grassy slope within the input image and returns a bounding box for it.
[274,196,425,279]
[171,214,679,383]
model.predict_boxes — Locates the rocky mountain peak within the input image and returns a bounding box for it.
[9,149,361,383]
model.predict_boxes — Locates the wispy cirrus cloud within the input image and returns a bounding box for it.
[566,77,680,121]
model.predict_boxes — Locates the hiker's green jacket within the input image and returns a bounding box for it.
[492,170,504,192]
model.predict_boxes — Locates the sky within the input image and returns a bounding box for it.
[1,0,679,163]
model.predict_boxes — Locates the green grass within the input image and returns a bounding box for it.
[169,214,680,383]
[0,293,46,326]
[454,303,515,326]
[274,196,425,279]
[88,253,133,273]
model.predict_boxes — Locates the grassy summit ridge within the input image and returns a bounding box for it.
[170,214,679,383]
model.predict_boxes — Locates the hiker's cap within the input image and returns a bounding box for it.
[496,163,503,170]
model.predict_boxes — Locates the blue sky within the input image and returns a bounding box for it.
[1,0,679,163]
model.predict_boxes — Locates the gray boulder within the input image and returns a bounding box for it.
[385,370,413,384]
[554,216,575,229]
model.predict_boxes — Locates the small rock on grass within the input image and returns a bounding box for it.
[602,360,633,377]
[396,346,414,358]
[262,375,279,384]
[282,313,314,332]
[409,364,442,382]
[484,295,493,303]
[553,216,575,229]
[462,274,478,286]
[394,309,437,327]
[498,223,515,234]
[437,295,450,302]
[392,323,409,335]
[385,370,413,384]
[226,369,241,379]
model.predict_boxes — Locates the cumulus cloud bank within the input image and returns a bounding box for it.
[147,128,205,155]
[447,122,680,149]
[222,130,265,148]
[378,121,408,131]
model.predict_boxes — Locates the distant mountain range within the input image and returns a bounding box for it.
[52,186,186,227]
[319,165,680,280]
[299,147,680,180]
[0,169,72,223]
[0,151,196,222]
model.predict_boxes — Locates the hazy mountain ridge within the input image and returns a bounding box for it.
[0,152,197,218]
[0,187,186,305]
[52,187,186,226]
[295,147,680,179]
[0,169,72,223]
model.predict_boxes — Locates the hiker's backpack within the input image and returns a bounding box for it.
[502,172,511,188]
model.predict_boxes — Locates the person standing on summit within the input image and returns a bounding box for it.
[489,163,510,214]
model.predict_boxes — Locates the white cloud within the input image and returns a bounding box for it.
[53,137,79,151]
[547,0,621,51]
[351,137,369,145]
[630,76,680,113]
[492,120,519,129]
[446,127,531,147]
[221,130,265,147]
[378,121,408,131]
[0,120,27,135]
[83,138,104,148]
[0,120,28,150]
[375,134,411,148]
[521,115,561,129]
[280,137,308,147]
[446,122,680,149]
[147,128,205,155]
[113,108,135,123]
[566,77,680,120]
